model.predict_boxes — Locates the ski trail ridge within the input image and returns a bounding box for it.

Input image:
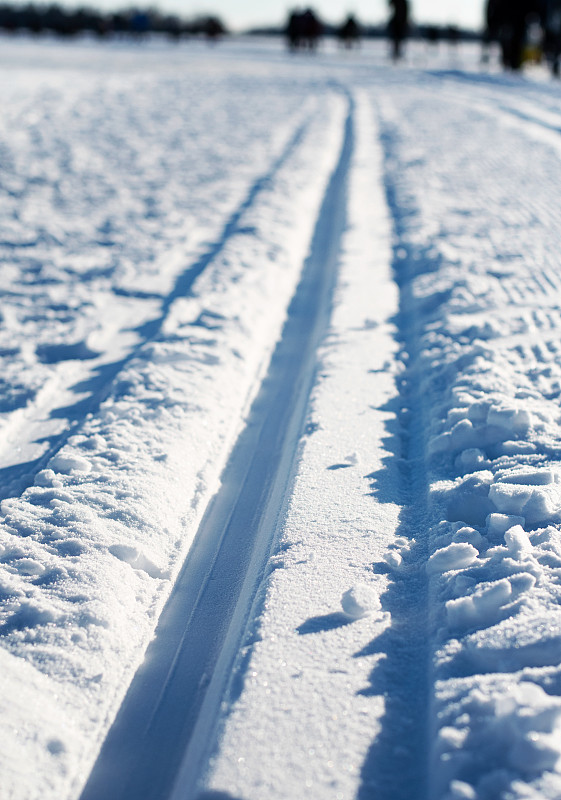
[0,114,311,505]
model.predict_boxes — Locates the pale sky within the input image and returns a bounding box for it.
[185,0,487,31]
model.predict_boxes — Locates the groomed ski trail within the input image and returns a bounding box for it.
[79,92,354,800]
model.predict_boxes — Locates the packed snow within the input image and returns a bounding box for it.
[1,32,561,800]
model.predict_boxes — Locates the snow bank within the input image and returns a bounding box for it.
[381,78,561,798]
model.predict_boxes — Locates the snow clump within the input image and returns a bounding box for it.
[340,583,381,619]
[426,542,479,575]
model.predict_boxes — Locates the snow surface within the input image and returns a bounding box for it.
[2,33,561,800]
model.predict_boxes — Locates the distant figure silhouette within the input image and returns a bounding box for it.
[204,16,224,41]
[338,14,360,48]
[481,0,504,62]
[388,0,409,60]
[543,0,561,75]
[446,24,460,48]
[504,0,535,68]
[484,0,543,69]
[286,7,322,51]
[301,8,322,50]
[130,10,150,39]
[287,9,302,50]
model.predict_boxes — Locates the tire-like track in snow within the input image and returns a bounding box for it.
[428,71,561,152]
[79,97,354,800]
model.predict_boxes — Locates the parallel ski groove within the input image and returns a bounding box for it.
[79,96,354,800]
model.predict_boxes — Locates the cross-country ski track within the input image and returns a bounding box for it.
[3,38,561,800]
[80,92,354,800]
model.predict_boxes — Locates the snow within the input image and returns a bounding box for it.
[2,32,561,800]
[426,543,479,575]
[341,584,382,619]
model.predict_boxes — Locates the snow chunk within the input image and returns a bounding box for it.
[497,440,537,456]
[82,434,107,451]
[455,448,488,472]
[489,481,561,525]
[498,683,561,773]
[427,543,479,575]
[48,453,91,475]
[487,404,531,434]
[467,400,491,423]
[486,513,526,538]
[450,419,477,451]
[501,469,556,486]
[340,583,381,619]
[446,578,512,631]
[108,544,167,579]
[452,527,484,549]
[510,731,561,772]
[444,780,476,800]
[383,550,402,570]
[5,600,59,630]
[437,470,494,527]
[34,469,58,487]
[15,558,45,577]
[504,525,532,557]
[35,339,100,364]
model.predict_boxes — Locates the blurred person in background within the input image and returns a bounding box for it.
[481,0,504,62]
[388,0,409,60]
[338,14,361,48]
[543,0,561,74]
[483,0,545,69]
[286,8,322,51]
